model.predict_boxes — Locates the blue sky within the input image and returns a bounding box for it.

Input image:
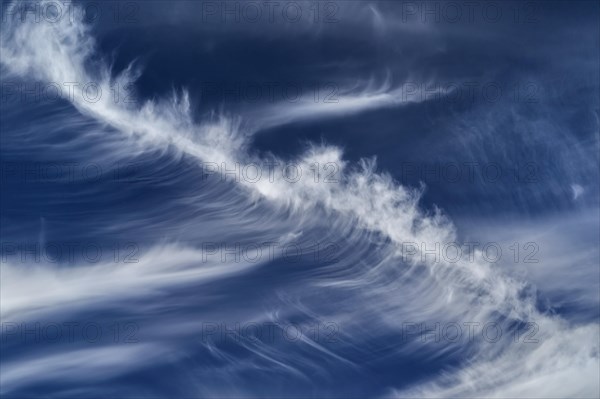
[1,1,599,397]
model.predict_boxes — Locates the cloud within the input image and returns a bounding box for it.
[1,1,598,397]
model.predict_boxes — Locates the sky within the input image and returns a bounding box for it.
[0,0,599,398]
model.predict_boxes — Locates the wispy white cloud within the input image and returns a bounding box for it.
[1,1,598,397]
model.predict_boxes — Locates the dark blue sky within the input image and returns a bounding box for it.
[1,1,599,398]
